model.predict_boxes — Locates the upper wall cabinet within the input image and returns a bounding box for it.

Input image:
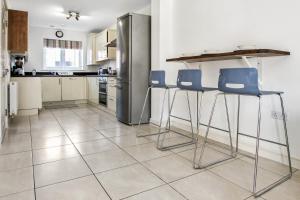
[95,29,116,62]
[8,10,28,54]
[86,33,96,65]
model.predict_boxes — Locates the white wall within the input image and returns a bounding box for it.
[24,26,88,72]
[135,4,151,15]
[151,0,300,168]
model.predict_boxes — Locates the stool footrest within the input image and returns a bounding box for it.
[238,132,287,147]
[158,140,197,151]
[199,123,229,133]
[194,155,236,169]
[170,115,191,122]
[136,130,168,138]
[253,173,292,197]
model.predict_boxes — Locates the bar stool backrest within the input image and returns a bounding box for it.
[177,69,202,91]
[218,68,260,95]
[150,70,166,88]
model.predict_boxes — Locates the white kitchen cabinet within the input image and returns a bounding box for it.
[11,77,42,115]
[87,77,99,104]
[95,29,116,62]
[95,31,107,61]
[107,96,116,112]
[107,77,116,112]
[41,77,61,102]
[86,33,96,65]
[61,77,87,101]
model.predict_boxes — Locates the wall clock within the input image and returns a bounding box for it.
[55,30,64,38]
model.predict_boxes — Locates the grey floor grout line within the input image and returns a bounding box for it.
[71,108,189,199]
[66,107,255,200]
[51,110,113,200]
[104,133,192,200]
[0,189,34,199]
[34,174,93,190]
[28,116,37,200]
[4,106,293,199]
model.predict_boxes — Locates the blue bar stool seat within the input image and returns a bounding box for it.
[137,70,177,137]
[157,69,218,150]
[194,67,292,197]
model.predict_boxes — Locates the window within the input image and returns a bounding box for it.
[43,39,83,70]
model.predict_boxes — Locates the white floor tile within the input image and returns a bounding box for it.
[143,154,198,182]
[68,131,105,143]
[32,136,71,150]
[34,157,91,187]
[171,171,250,200]
[123,143,173,162]
[0,152,32,171]
[36,176,110,200]
[33,145,79,165]
[0,190,35,200]
[124,185,186,200]
[0,167,34,197]
[84,149,137,173]
[74,139,118,155]
[96,164,164,200]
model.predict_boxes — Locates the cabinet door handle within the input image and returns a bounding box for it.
[59,78,61,85]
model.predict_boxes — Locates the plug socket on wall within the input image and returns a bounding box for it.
[271,111,287,120]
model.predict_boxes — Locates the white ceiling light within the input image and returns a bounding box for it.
[66,11,80,21]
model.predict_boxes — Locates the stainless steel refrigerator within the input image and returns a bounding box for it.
[116,13,151,125]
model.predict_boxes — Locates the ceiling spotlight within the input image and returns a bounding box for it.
[66,11,80,21]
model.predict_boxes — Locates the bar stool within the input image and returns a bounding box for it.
[193,67,292,197]
[137,70,176,137]
[157,69,217,151]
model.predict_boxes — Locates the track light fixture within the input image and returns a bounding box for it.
[66,11,80,21]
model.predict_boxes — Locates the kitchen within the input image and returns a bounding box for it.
[0,0,300,200]
[9,10,150,118]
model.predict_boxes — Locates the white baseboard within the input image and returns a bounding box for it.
[17,109,39,116]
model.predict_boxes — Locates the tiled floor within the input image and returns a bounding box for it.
[0,104,298,200]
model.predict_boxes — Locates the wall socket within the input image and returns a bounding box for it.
[271,111,287,120]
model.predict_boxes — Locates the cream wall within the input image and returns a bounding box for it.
[24,26,88,72]
[151,0,300,168]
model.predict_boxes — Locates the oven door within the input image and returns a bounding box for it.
[99,93,107,106]
[99,82,107,94]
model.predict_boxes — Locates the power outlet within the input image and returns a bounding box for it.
[271,111,287,120]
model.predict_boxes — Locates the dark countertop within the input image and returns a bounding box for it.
[11,72,117,78]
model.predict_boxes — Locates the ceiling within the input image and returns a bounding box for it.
[7,0,150,32]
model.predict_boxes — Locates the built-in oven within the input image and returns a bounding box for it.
[99,77,107,106]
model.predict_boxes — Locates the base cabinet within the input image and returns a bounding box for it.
[87,77,99,104]
[41,77,87,102]
[11,77,42,115]
[107,77,116,112]
[41,77,61,102]
[62,77,87,101]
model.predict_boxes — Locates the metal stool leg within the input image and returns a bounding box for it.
[194,93,235,169]
[157,89,168,134]
[186,91,196,140]
[157,89,177,148]
[236,95,241,152]
[193,92,204,168]
[137,87,169,137]
[224,94,235,157]
[194,93,218,168]
[253,97,262,194]
[279,94,293,175]
[252,95,292,197]
[137,87,151,136]
[157,90,197,151]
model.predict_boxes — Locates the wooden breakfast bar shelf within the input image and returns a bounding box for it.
[166,49,290,63]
